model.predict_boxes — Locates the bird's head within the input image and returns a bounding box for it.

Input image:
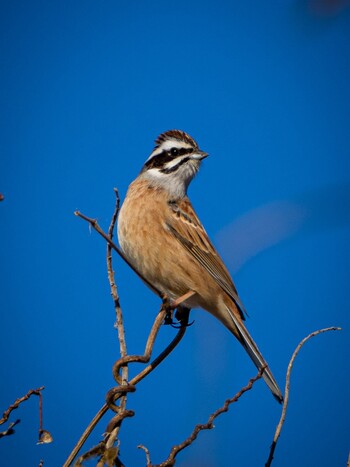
[140,130,208,198]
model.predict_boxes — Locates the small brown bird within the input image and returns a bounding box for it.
[117,130,283,402]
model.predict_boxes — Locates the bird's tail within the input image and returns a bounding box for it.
[224,304,283,403]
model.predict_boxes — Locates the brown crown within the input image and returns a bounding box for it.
[154,130,198,149]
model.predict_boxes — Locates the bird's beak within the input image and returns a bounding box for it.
[193,150,209,160]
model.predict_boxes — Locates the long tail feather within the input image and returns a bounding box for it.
[224,305,283,403]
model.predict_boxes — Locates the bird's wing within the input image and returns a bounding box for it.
[166,197,247,319]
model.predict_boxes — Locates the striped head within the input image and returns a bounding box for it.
[140,130,208,199]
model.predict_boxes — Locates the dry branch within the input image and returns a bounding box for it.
[0,419,20,439]
[105,188,129,454]
[0,386,44,426]
[145,367,265,467]
[0,386,52,444]
[265,326,341,466]
[65,309,190,466]
[64,195,191,466]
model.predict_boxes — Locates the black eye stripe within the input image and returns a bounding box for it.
[144,152,173,169]
[175,147,193,156]
[144,147,194,170]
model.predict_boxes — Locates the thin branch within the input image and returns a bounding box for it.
[107,189,127,360]
[63,308,190,467]
[138,444,152,466]
[0,419,20,439]
[37,390,53,444]
[105,188,128,452]
[128,308,189,388]
[265,326,342,467]
[147,367,265,467]
[0,386,44,425]
[109,307,168,386]
[0,386,52,444]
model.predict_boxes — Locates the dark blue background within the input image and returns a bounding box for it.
[1,1,349,466]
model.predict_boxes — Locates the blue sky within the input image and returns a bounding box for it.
[1,1,349,466]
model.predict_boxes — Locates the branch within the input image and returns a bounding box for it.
[0,419,20,439]
[0,386,52,444]
[65,308,189,466]
[66,195,195,466]
[105,189,129,453]
[0,386,44,426]
[73,191,132,467]
[145,367,265,467]
[265,326,341,467]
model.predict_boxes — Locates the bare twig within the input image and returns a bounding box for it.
[0,386,52,444]
[265,326,341,467]
[37,390,53,444]
[146,367,265,467]
[105,189,129,454]
[66,199,194,467]
[63,305,190,466]
[0,419,20,439]
[0,386,45,426]
[138,444,152,466]
[109,307,168,386]
[72,191,131,465]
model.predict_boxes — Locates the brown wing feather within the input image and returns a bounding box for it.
[166,198,247,319]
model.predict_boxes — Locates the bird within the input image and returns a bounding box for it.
[117,129,283,403]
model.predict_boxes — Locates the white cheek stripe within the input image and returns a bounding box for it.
[164,155,188,170]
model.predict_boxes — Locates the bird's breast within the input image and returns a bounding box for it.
[117,180,187,298]
[117,179,224,312]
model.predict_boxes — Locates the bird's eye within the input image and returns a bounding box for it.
[170,148,178,156]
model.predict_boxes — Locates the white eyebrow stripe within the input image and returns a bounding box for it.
[158,140,193,151]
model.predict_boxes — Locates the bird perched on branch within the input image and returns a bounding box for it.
[117,129,283,403]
